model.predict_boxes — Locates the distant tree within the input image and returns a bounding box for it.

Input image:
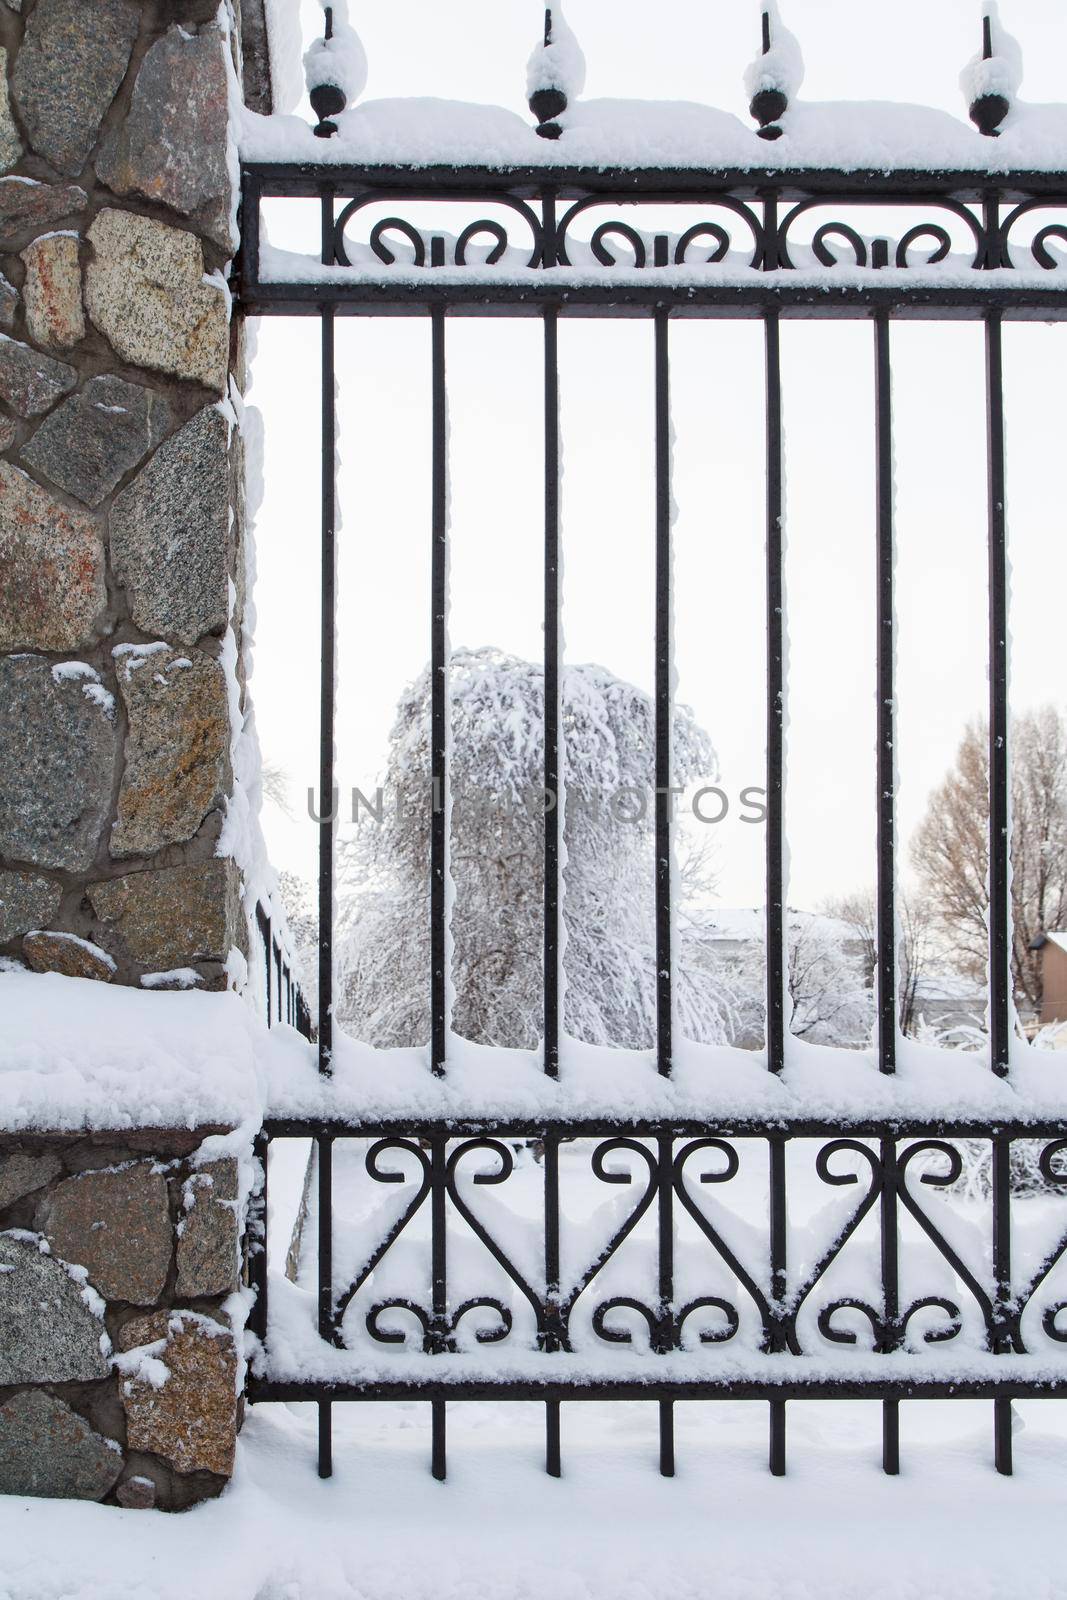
[826,888,936,1036]
[335,647,735,1050]
[276,870,317,1017]
[260,758,295,819]
[911,707,1067,1011]
[723,910,873,1049]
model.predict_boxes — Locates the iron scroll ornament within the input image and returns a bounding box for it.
[328,1135,1067,1359]
[314,187,1067,280]
[333,191,545,270]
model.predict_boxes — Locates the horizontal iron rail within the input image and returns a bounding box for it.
[250,1375,1067,1402]
[244,161,1067,200]
[261,1117,1067,1140]
[239,282,1067,320]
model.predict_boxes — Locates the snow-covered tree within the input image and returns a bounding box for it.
[276,869,318,1019]
[826,888,936,1036]
[721,910,873,1049]
[335,647,735,1050]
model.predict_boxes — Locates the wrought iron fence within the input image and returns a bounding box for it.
[254,900,312,1038]
[237,7,1067,1487]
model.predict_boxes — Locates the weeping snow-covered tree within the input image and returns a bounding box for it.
[335,647,734,1050]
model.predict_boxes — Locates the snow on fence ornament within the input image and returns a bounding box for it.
[745,4,803,142]
[527,6,586,140]
[304,2,367,139]
[962,6,1021,138]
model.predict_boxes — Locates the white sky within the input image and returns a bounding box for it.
[248,0,1067,913]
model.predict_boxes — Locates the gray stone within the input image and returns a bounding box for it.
[37,1162,171,1305]
[0,1232,110,1383]
[110,407,230,645]
[21,375,172,508]
[0,179,87,249]
[1,1,23,12]
[89,860,244,971]
[112,646,231,857]
[176,1158,239,1298]
[0,417,16,451]
[0,1390,122,1501]
[0,336,77,416]
[23,930,115,982]
[0,655,117,871]
[21,232,85,350]
[241,0,274,117]
[12,0,141,178]
[0,1148,63,1210]
[0,463,107,648]
[85,210,229,394]
[0,870,61,942]
[116,1474,156,1509]
[98,26,234,253]
[120,1311,237,1477]
[0,49,22,175]
[0,272,16,332]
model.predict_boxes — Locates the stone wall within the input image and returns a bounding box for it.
[0,0,270,993]
[0,0,278,1513]
[0,1127,245,1509]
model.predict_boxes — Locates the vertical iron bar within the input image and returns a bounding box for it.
[318,187,336,1079]
[315,182,336,1477]
[657,1133,675,1475]
[317,1133,333,1478]
[993,1133,1013,1473]
[262,921,271,1030]
[880,1137,900,1473]
[994,1395,1013,1476]
[544,304,561,1079]
[249,1131,269,1345]
[544,1132,561,1474]
[985,311,1010,1079]
[431,308,448,1078]
[764,311,786,1072]
[431,1135,448,1479]
[769,1400,786,1477]
[432,1399,447,1482]
[654,309,672,1078]
[546,1400,561,1479]
[874,313,897,1075]
[240,172,261,301]
[769,1132,787,1474]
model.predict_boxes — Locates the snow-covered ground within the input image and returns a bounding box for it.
[3,1395,1067,1599]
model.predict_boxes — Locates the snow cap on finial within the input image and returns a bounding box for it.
[527,6,586,140]
[746,3,803,141]
[304,2,368,138]
[962,4,1021,137]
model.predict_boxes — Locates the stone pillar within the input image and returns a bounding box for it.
[0,0,272,993]
[0,0,276,1511]
[0,1127,245,1509]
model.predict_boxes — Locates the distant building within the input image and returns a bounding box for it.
[1033,932,1067,1026]
[908,973,985,1039]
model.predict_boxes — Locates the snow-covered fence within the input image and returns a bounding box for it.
[239,4,1067,1490]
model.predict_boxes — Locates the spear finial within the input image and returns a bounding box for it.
[305,2,367,139]
[963,5,1020,137]
[527,6,585,140]
[746,5,802,142]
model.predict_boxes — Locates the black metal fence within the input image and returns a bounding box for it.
[237,24,1067,1484]
[254,900,312,1038]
